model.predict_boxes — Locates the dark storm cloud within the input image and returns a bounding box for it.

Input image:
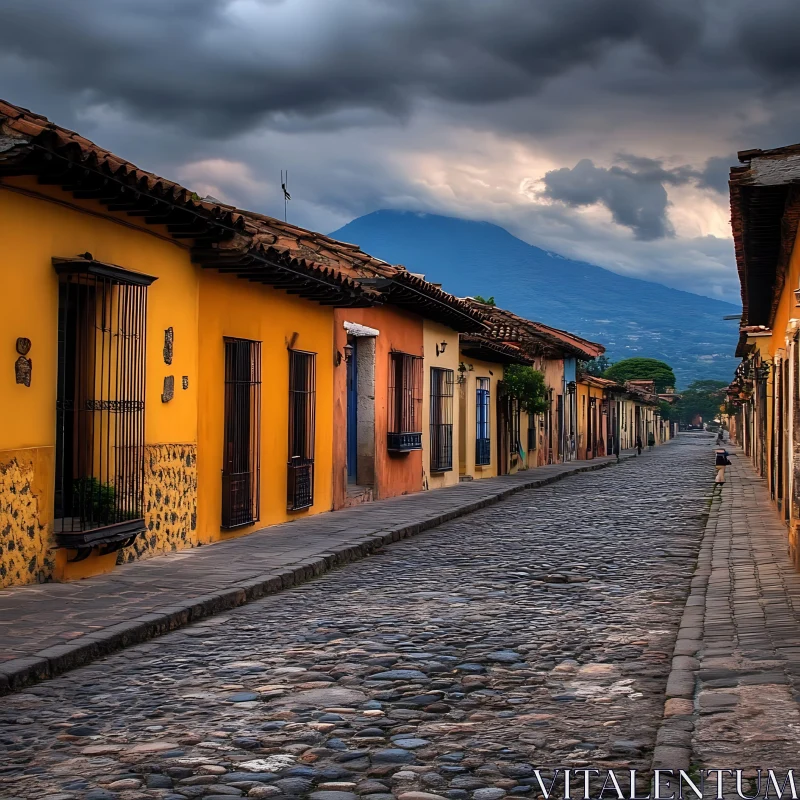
[542,158,690,240]
[0,0,795,303]
[0,0,706,135]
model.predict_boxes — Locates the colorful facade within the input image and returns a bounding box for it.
[0,98,649,589]
[0,100,379,588]
[726,142,800,565]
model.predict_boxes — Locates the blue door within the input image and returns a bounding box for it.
[346,344,358,482]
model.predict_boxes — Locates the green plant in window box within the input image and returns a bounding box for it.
[72,477,118,525]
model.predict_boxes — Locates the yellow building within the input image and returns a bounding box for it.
[457,334,531,480]
[0,99,373,588]
[728,143,800,560]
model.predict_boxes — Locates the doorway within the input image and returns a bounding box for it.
[346,336,358,483]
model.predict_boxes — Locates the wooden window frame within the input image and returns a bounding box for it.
[222,338,262,529]
[387,351,423,451]
[476,377,491,466]
[430,367,455,472]
[288,349,316,511]
[53,259,156,553]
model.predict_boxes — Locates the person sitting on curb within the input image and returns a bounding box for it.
[715,448,731,484]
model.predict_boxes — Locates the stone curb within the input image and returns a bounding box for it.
[0,453,636,696]
[651,461,717,770]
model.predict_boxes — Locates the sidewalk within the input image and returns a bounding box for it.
[0,453,631,695]
[654,441,800,771]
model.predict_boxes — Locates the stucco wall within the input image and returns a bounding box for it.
[332,307,424,508]
[457,356,502,480]
[0,180,200,585]
[197,270,335,537]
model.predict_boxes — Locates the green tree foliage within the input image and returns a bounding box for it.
[603,357,676,392]
[674,379,728,425]
[658,399,675,422]
[473,295,496,306]
[580,355,611,376]
[501,365,548,414]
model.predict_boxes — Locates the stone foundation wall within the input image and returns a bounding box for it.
[0,453,54,588]
[119,443,198,563]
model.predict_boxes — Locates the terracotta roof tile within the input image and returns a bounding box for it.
[461,299,605,360]
[0,97,485,327]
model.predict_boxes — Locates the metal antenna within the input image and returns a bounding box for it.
[281,170,291,222]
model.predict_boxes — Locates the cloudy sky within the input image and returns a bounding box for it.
[2,0,798,304]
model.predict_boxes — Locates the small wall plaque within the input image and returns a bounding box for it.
[161,375,175,403]
[163,327,174,365]
[16,337,31,355]
[15,356,32,387]
[182,376,189,390]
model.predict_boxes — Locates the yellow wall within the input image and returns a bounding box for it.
[197,270,335,538]
[0,178,335,586]
[457,355,502,480]
[0,180,200,584]
[422,321,461,490]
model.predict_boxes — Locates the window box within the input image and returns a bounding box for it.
[388,352,423,453]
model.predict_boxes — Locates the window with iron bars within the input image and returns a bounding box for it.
[527,411,537,450]
[387,352,423,451]
[54,260,155,545]
[222,338,261,529]
[288,349,316,511]
[510,398,521,461]
[430,367,455,472]
[475,377,491,466]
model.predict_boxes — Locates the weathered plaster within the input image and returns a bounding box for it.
[0,449,55,588]
[119,443,198,563]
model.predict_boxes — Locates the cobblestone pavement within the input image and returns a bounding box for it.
[0,456,622,690]
[0,438,712,800]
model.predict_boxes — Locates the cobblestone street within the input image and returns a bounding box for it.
[0,438,713,800]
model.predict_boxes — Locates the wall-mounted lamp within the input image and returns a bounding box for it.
[567,380,576,395]
[436,340,448,356]
[343,342,354,363]
[794,288,800,306]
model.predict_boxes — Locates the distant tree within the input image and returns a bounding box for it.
[581,355,611,376]
[501,365,548,414]
[674,379,728,425]
[603,358,676,392]
[658,399,675,422]
[474,295,496,306]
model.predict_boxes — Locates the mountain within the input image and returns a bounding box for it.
[330,210,740,388]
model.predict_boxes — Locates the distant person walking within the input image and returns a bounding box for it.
[647,432,655,451]
[715,448,731,484]
[635,435,643,456]
[716,429,724,445]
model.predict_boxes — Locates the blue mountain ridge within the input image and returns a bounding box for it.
[329,210,740,389]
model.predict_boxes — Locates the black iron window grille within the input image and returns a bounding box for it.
[510,398,521,460]
[288,349,316,511]
[388,352,423,451]
[475,377,491,466]
[430,367,455,472]
[54,259,155,550]
[222,338,262,529]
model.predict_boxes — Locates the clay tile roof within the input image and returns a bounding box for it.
[730,145,800,328]
[459,333,532,365]
[0,98,486,327]
[461,299,605,360]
